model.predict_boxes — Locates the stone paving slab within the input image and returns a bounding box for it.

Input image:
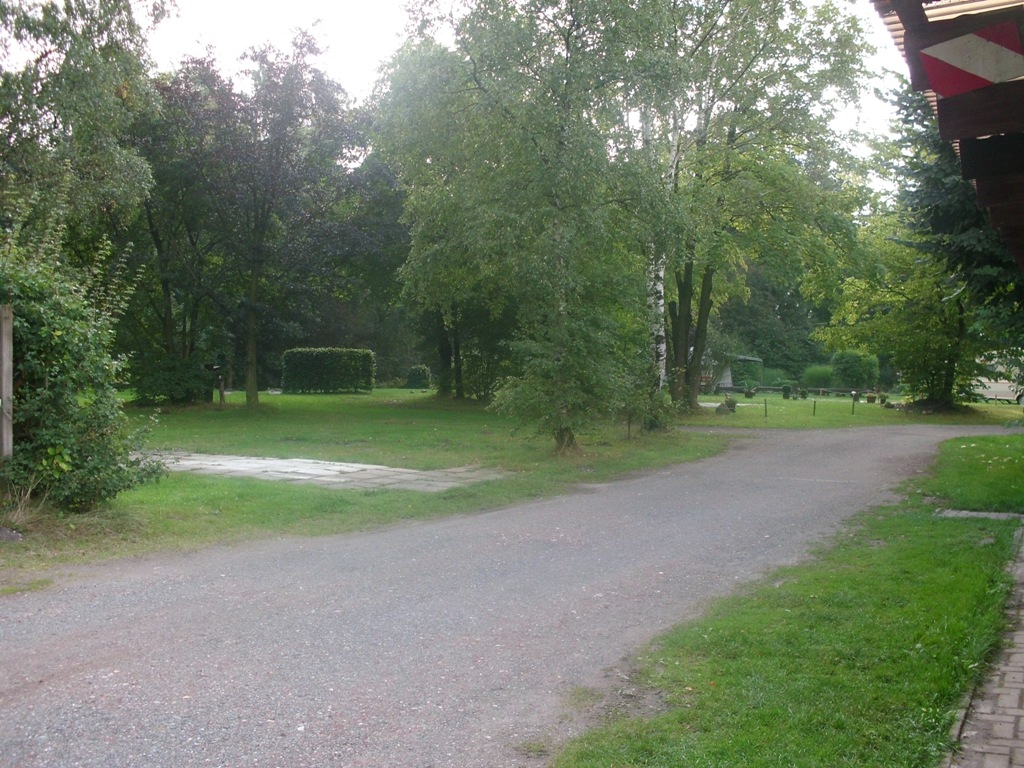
[150,451,505,492]
[944,513,1024,768]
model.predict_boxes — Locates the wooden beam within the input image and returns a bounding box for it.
[1,304,12,459]
[975,174,1024,206]
[903,9,1024,91]
[888,0,929,31]
[937,80,1024,141]
[959,134,1024,179]
[989,201,1024,227]
[994,226,1024,256]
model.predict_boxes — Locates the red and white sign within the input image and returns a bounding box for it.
[919,21,1024,98]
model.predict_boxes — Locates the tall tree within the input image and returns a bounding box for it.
[294,151,414,382]
[634,0,867,408]
[121,56,239,402]
[891,88,1024,392]
[717,262,828,379]
[816,217,985,407]
[0,0,164,511]
[380,1,653,451]
[1,0,161,254]
[218,34,356,407]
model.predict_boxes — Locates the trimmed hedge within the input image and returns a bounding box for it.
[405,364,431,389]
[281,348,376,393]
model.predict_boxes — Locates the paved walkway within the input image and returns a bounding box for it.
[151,451,505,492]
[944,512,1024,768]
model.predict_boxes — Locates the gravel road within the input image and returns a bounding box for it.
[0,425,1015,768]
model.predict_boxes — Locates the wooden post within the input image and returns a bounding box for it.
[1,304,12,458]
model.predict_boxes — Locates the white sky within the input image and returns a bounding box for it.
[146,0,414,99]
[146,0,907,129]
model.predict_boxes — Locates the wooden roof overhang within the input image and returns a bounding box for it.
[872,0,1024,270]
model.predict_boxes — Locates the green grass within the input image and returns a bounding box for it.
[0,390,725,587]
[683,393,1020,429]
[917,435,1024,513]
[549,437,1024,768]
[135,389,530,470]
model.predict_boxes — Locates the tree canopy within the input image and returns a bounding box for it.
[376,0,872,445]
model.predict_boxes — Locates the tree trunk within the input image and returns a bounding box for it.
[245,267,260,408]
[937,296,967,408]
[648,257,667,388]
[146,203,176,354]
[555,426,578,454]
[452,322,464,400]
[434,312,453,397]
[667,261,694,402]
[686,265,715,410]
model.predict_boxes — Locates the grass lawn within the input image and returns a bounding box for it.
[686,391,1021,428]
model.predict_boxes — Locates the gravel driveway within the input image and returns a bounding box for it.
[0,425,1015,767]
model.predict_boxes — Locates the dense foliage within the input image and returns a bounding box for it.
[830,350,880,391]
[1,223,161,512]
[1,0,163,512]
[815,91,998,408]
[378,0,871,446]
[281,348,376,393]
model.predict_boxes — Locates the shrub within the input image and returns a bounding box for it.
[128,351,214,405]
[831,350,880,390]
[1,234,162,512]
[405,364,431,389]
[731,359,762,388]
[280,348,375,393]
[763,367,792,387]
[802,364,834,389]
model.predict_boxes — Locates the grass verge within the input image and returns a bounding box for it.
[683,393,1021,429]
[917,436,1024,513]
[550,435,1024,768]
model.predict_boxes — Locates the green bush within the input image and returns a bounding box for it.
[730,359,762,388]
[831,350,879,390]
[405,364,431,389]
[1,236,162,512]
[802,364,834,389]
[280,348,376,393]
[128,351,214,405]
[763,367,792,387]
